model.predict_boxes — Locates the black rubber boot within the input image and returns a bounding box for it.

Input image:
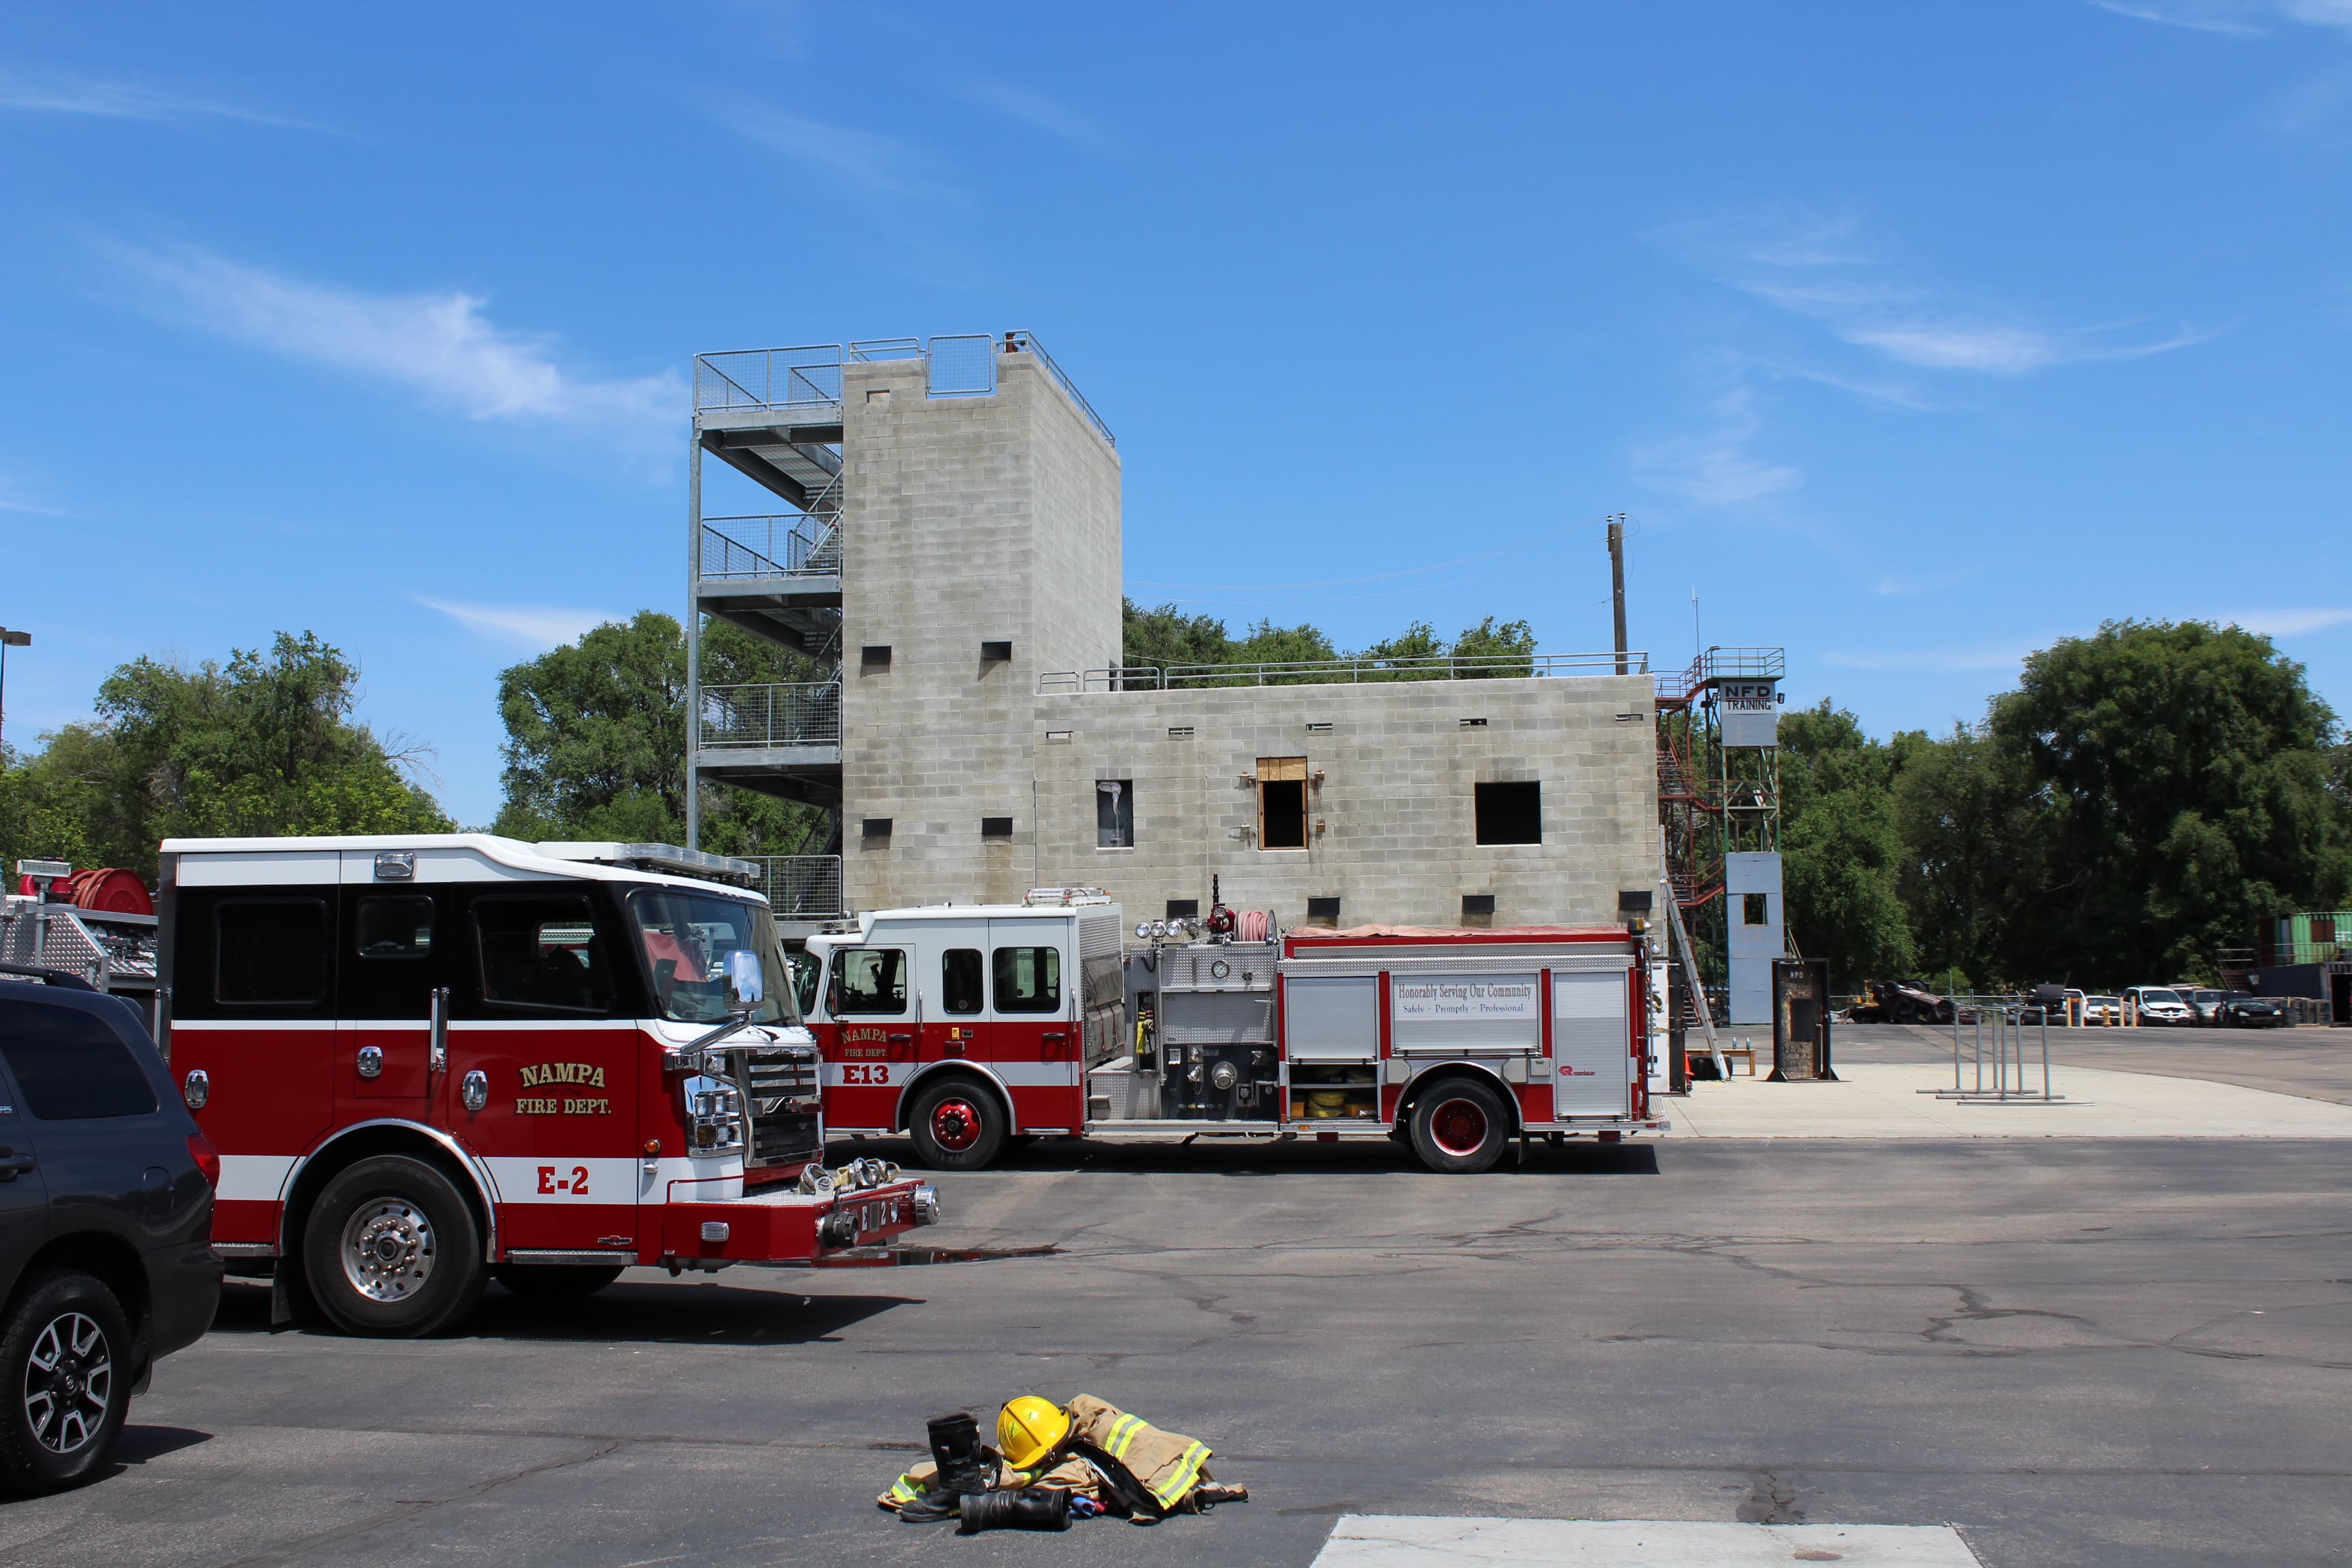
[926,1411,991,1497]
[956,1487,1075,1534]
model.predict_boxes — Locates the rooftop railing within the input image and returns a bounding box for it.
[1656,647,1787,701]
[694,346,845,413]
[691,333,1111,444]
[699,683,842,748]
[1040,650,1648,693]
[699,515,841,580]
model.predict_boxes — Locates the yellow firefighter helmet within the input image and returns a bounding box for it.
[995,1395,1071,1469]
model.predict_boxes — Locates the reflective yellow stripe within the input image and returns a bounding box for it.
[1150,1441,1211,1507]
[1105,1414,1144,1458]
[888,1475,922,1502]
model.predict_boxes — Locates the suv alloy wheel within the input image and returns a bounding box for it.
[0,1271,132,1495]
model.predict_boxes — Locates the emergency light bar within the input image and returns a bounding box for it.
[534,842,761,887]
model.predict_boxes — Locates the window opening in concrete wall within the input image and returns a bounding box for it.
[1460,717,1488,728]
[862,817,893,841]
[981,817,1013,840]
[1258,757,1308,850]
[942,949,983,1014]
[1305,721,1333,733]
[1742,893,1769,926]
[1306,896,1341,926]
[1096,780,1134,848]
[833,949,908,1014]
[1462,895,1496,924]
[1166,900,1199,920]
[861,644,892,670]
[1167,726,1194,738]
[993,946,1061,1012]
[981,640,1012,662]
[1474,782,1541,845]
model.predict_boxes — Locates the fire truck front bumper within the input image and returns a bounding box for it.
[658,1178,937,1267]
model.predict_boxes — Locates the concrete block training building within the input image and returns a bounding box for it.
[683,333,1665,937]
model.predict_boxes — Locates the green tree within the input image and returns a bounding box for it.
[0,632,448,879]
[1448,615,1537,677]
[491,612,822,855]
[1122,599,1232,670]
[1892,724,2041,990]
[1989,620,2351,983]
[1775,700,1917,991]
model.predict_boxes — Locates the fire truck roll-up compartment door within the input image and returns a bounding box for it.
[1079,913,1124,1068]
[1552,966,1634,1117]
[1283,977,1377,1060]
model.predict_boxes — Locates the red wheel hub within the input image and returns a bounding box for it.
[1430,1096,1489,1158]
[930,1097,983,1153]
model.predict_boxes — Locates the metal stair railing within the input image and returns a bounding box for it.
[741,855,845,919]
[698,683,843,748]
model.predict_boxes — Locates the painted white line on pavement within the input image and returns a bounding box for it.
[1310,1516,1982,1566]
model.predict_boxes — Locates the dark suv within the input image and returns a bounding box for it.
[0,968,221,1494]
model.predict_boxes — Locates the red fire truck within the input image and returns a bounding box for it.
[799,890,1666,1173]
[157,834,936,1337]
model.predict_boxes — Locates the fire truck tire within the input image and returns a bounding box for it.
[303,1156,487,1337]
[0,1270,132,1497]
[493,1264,625,1298]
[1407,1077,1512,1174]
[907,1078,1007,1171]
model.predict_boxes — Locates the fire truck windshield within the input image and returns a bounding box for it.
[628,889,801,1026]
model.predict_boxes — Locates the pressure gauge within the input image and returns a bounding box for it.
[1210,959,1231,980]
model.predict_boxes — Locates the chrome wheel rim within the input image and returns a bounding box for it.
[341,1197,438,1302]
[24,1310,112,1455]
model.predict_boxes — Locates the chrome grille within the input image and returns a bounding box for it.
[732,1046,821,1166]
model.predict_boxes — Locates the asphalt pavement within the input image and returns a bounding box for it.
[3,1130,2348,1568]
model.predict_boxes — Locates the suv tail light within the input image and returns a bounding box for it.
[187,1131,220,1190]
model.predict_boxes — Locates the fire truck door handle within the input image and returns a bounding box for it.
[1042,1032,1068,1042]
[886,1032,913,1045]
[429,987,450,1073]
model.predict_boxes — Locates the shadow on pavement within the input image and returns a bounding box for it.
[207,1277,921,1345]
[834,1136,1662,1178]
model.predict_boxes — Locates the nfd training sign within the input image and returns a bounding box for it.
[1391,977,1539,1021]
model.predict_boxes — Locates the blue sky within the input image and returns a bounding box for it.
[3,1,2349,827]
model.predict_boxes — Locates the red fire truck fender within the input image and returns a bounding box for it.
[277,1118,504,1264]
[889,1060,1018,1131]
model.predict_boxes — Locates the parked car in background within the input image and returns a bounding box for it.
[2177,988,2228,1026]
[2218,993,2291,1029]
[0,966,222,1495]
[2124,986,2195,1026]
[2080,994,2123,1026]
[2021,983,2084,1024]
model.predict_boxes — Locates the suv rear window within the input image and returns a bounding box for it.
[0,1000,159,1120]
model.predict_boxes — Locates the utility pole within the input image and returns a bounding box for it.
[1606,516,1628,675]
[0,627,27,752]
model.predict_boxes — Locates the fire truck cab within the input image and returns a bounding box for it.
[157,834,936,1337]
[801,894,1665,1173]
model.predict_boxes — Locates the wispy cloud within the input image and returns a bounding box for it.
[962,82,1110,151]
[1683,213,2217,378]
[1822,642,2036,672]
[417,600,616,649]
[1629,387,1802,506]
[0,65,340,132]
[113,245,683,427]
[2092,0,2352,34]
[2223,606,2352,636]
[0,476,73,518]
[715,104,936,195]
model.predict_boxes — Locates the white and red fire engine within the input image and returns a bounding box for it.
[800,889,1666,1173]
[156,834,936,1337]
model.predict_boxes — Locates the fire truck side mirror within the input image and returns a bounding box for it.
[724,948,764,1009]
